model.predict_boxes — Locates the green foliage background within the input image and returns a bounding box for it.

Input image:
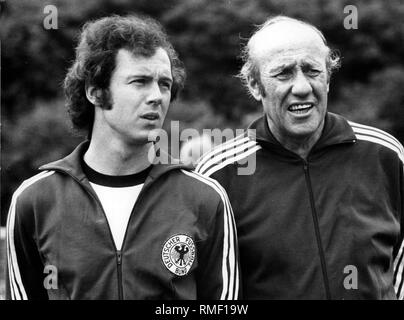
[1,0,404,225]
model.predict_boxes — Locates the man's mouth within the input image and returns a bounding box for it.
[287,103,314,114]
[140,112,160,121]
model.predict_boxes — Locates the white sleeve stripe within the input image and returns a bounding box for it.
[234,259,239,299]
[350,122,404,299]
[349,121,403,148]
[195,136,252,174]
[195,134,247,171]
[7,211,20,299]
[351,126,404,156]
[221,194,230,299]
[214,177,237,300]
[354,134,404,163]
[6,170,55,300]
[229,200,239,299]
[352,126,404,155]
[182,170,235,299]
[394,239,404,272]
[181,170,231,299]
[198,140,258,176]
[394,239,404,299]
[224,188,236,299]
[181,170,239,300]
[6,209,18,300]
[353,131,403,156]
[204,145,261,177]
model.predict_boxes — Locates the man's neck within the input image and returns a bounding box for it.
[280,137,318,160]
[84,138,154,176]
[268,119,324,161]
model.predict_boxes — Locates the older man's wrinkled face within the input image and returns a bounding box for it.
[248,22,329,145]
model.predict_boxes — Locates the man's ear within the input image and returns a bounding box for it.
[247,76,262,101]
[85,83,102,106]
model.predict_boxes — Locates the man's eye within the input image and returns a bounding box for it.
[160,81,172,89]
[130,79,146,85]
[275,70,293,79]
[306,69,321,77]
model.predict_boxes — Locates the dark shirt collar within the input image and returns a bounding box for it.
[81,158,152,187]
[40,141,192,186]
[247,112,356,153]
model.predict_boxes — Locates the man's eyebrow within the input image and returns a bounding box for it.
[159,75,173,83]
[268,62,296,73]
[301,60,322,68]
[125,74,173,82]
[125,74,151,80]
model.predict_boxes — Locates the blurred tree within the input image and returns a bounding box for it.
[1,99,81,225]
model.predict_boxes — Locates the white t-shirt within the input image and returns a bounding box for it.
[90,183,143,250]
[82,159,152,251]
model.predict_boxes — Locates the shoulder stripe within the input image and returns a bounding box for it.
[196,139,260,176]
[7,170,55,300]
[204,145,261,177]
[352,127,404,155]
[195,134,249,172]
[181,170,239,300]
[197,140,258,175]
[354,134,404,163]
[394,239,404,299]
[349,121,403,148]
[350,122,404,154]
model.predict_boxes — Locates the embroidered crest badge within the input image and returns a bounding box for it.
[162,234,196,276]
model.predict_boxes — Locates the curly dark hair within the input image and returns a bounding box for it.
[64,14,186,137]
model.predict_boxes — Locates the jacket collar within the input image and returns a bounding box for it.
[248,112,356,152]
[39,141,192,185]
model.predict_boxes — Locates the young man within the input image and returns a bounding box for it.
[6,15,239,300]
[196,16,404,299]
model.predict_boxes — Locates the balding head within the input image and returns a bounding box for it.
[239,16,340,94]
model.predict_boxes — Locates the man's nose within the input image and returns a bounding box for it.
[147,81,163,105]
[291,71,313,97]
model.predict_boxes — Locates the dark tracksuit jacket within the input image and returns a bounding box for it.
[196,112,404,299]
[6,142,239,300]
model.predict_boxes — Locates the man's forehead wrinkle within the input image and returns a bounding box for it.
[249,21,328,60]
[260,50,325,70]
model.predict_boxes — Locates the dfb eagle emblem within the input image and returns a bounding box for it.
[162,234,195,276]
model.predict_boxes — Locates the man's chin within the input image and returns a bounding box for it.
[286,121,324,140]
[146,128,165,143]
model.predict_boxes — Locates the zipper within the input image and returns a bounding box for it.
[50,170,126,300]
[47,167,169,300]
[303,161,332,300]
[116,250,123,300]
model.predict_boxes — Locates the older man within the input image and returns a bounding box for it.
[6,15,239,300]
[196,16,404,299]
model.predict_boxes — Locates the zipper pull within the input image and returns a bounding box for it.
[117,251,122,265]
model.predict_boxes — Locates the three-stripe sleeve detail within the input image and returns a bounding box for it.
[350,121,404,299]
[6,171,55,300]
[181,170,239,299]
[195,133,261,177]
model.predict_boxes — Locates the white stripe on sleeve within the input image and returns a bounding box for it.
[181,170,239,300]
[6,171,54,300]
